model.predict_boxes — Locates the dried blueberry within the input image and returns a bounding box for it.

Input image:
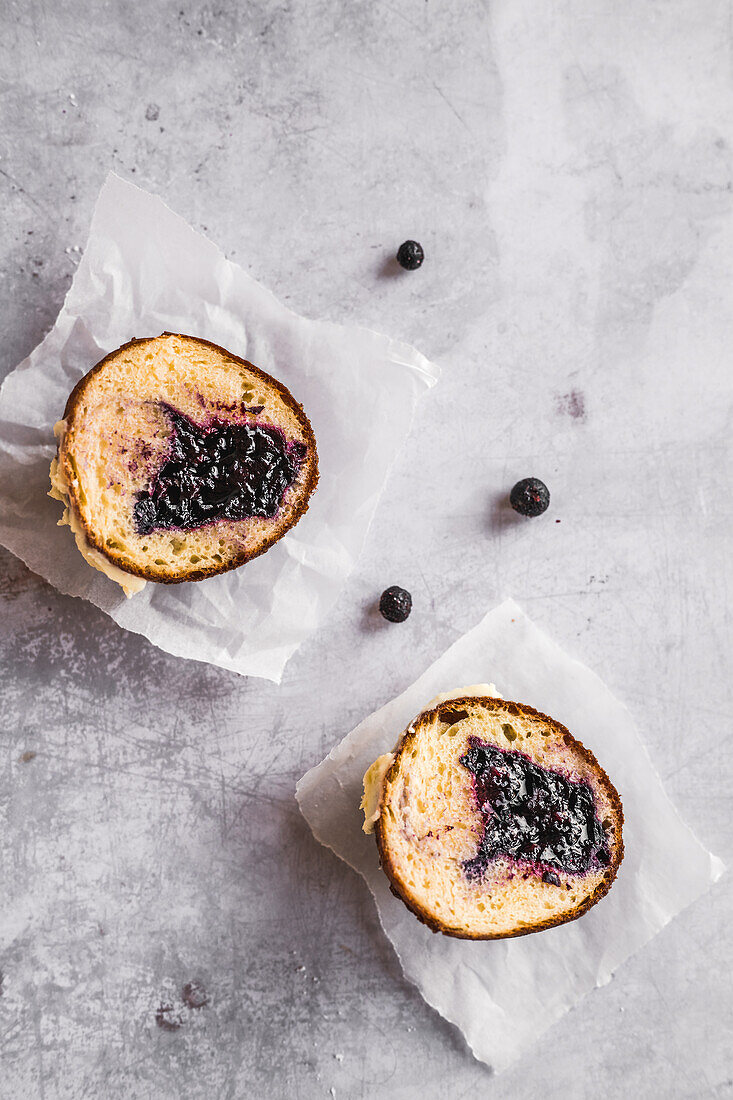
[379,585,412,623]
[509,477,550,517]
[542,870,561,886]
[396,240,424,270]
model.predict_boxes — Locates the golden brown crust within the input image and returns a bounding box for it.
[374,697,625,939]
[58,333,319,584]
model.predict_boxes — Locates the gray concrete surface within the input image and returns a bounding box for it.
[1,0,731,1097]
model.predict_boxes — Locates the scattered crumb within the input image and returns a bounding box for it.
[19,751,36,763]
[555,390,586,420]
[145,103,160,122]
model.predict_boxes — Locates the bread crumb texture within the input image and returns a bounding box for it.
[375,698,623,939]
[51,334,318,586]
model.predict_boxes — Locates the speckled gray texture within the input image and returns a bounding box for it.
[1,1,731,1097]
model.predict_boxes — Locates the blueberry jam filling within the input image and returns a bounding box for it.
[460,737,610,880]
[134,407,300,535]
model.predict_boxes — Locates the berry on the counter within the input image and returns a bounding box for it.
[396,240,424,270]
[509,477,550,517]
[379,585,412,622]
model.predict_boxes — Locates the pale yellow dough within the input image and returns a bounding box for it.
[360,683,502,834]
[49,420,146,598]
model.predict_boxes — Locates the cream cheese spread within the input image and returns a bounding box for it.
[49,420,146,599]
[360,683,503,834]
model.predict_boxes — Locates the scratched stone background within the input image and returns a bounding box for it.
[1,0,732,1097]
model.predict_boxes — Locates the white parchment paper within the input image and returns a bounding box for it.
[297,599,724,1072]
[0,174,438,681]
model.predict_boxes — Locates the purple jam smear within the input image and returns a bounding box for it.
[460,737,610,880]
[133,407,302,535]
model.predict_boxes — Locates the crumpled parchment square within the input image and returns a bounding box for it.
[0,174,438,680]
[297,598,724,1072]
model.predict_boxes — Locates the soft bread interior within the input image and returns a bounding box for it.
[50,440,146,597]
[362,684,502,834]
[376,699,622,939]
[55,334,316,585]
